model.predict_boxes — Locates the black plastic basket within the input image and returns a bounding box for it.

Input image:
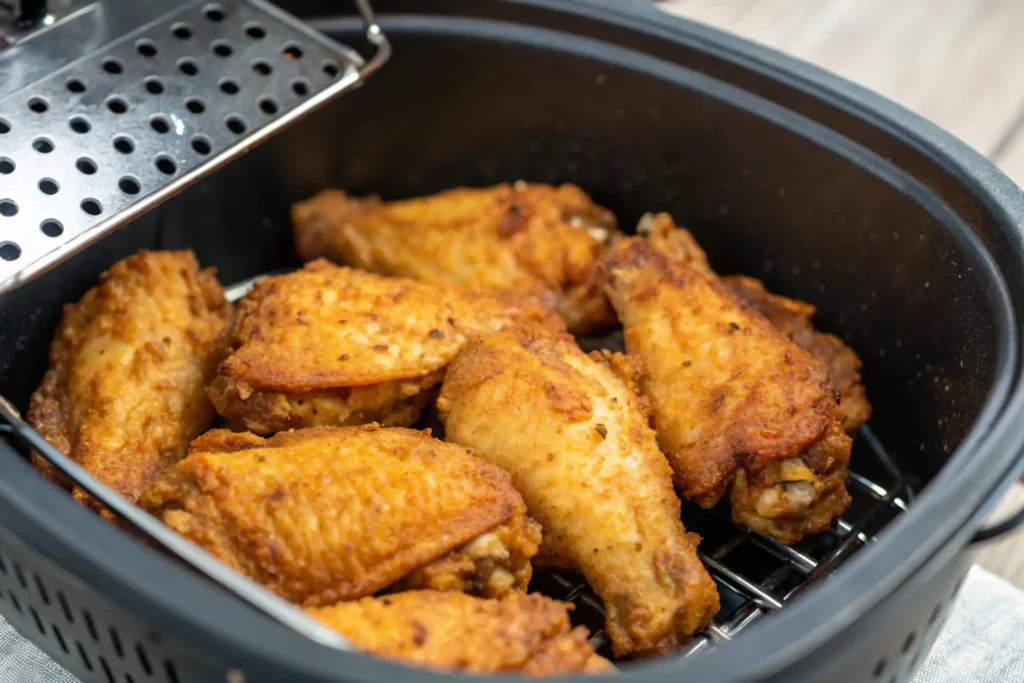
[1,1,1023,681]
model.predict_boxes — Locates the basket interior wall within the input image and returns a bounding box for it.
[0,14,1009,490]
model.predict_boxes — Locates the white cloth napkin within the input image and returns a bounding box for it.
[0,564,1019,682]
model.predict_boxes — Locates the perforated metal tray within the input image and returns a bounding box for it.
[0,0,388,294]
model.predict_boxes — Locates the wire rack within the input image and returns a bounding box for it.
[530,424,913,663]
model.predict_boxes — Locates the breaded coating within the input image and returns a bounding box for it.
[722,275,871,434]
[139,426,540,605]
[291,182,618,333]
[208,259,562,434]
[307,591,610,676]
[637,212,871,435]
[438,328,719,657]
[27,250,231,518]
[604,236,852,544]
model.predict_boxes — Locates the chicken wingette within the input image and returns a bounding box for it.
[208,259,561,434]
[27,250,231,519]
[438,327,719,657]
[637,212,871,435]
[603,234,852,544]
[140,426,540,605]
[291,182,618,333]
[308,591,610,676]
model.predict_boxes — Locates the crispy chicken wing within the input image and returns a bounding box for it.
[291,182,618,333]
[208,259,562,434]
[27,250,231,518]
[139,425,540,605]
[604,235,852,544]
[308,591,610,676]
[438,328,719,657]
[636,212,871,434]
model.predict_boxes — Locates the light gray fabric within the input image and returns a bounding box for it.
[913,564,1024,683]
[0,564,1018,682]
[0,619,77,683]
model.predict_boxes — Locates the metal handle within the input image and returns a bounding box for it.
[972,499,1024,543]
[971,457,1024,543]
[353,0,390,81]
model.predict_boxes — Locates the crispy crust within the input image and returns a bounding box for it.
[139,425,537,605]
[393,499,541,598]
[723,275,871,434]
[635,212,714,275]
[291,183,618,333]
[439,327,719,656]
[207,370,443,435]
[604,236,852,543]
[307,591,611,676]
[27,250,231,518]
[208,259,563,433]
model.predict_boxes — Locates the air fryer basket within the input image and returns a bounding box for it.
[2,1,1024,682]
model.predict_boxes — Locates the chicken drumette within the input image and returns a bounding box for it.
[603,232,852,544]
[438,327,719,656]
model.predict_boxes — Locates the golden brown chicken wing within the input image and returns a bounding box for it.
[604,236,852,544]
[438,327,719,657]
[307,591,610,676]
[635,212,871,435]
[207,259,562,434]
[291,182,618,333]
[27,250,231,518]
[139,425,540,605]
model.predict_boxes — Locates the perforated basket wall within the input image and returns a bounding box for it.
[0,518,190,683]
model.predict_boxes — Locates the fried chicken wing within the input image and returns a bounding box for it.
[291,182,618,333]
[208,259,561,434]
[27,250,231,518]
[308,591,610,676]
[438,328,719,657]
[604,236,852,544]
[636,212,871,434]
[139,425,540,605]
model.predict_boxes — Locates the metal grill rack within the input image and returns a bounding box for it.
[531,425,912,662]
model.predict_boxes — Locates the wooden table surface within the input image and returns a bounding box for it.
[658,0,1024,586]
